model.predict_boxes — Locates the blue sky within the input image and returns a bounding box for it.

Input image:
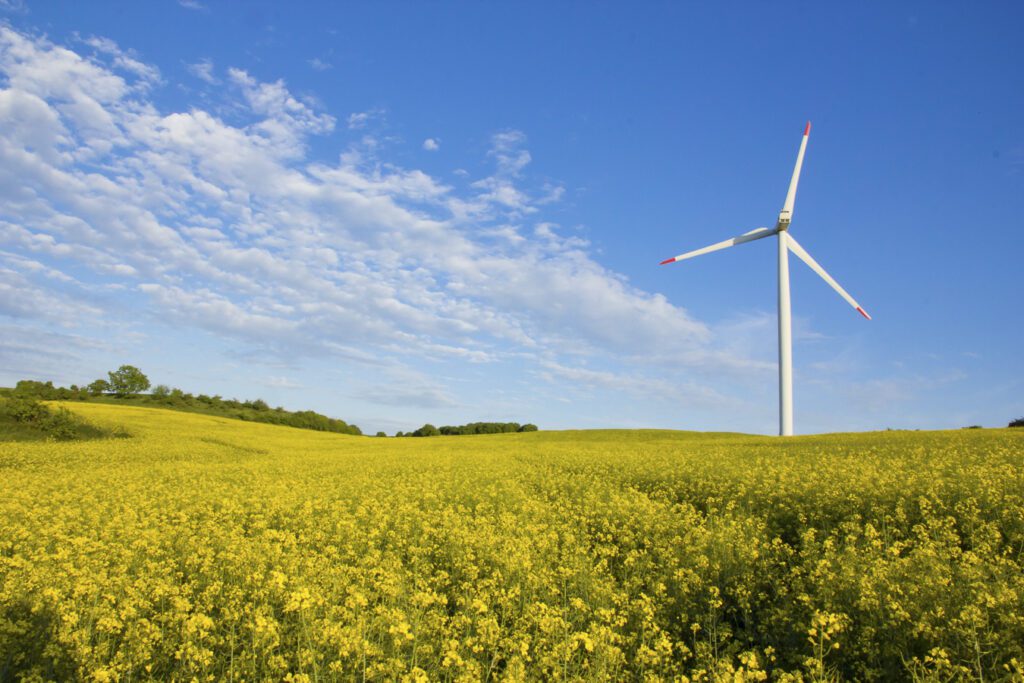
[1,1,1021,435]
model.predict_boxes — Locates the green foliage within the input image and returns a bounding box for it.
[87,379,111,396]
[1010,417,1024,428]
[423,422,541,436]
[0,397,122,441]
[410,423,440,437]
[375,431,387,437]
[107,365,151,397]
[6,374,362,436]
[14,379,58,399]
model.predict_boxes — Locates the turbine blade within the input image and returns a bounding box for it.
[659,227,776,265]
[786,233,871,319]
[780,121,811,219]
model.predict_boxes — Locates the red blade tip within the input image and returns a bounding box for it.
[804,121,811,136]
[659,257,676,266]
[856,306,871,320]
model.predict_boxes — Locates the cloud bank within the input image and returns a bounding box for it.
[0,26,765,421]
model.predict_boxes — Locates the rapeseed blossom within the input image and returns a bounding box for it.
[1,404,1022,679]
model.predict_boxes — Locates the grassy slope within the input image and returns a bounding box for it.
[2,403,1023,680]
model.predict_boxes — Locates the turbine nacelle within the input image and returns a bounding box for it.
[776,211,792,231]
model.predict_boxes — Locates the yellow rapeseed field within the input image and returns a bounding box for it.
[2,403,1023,681]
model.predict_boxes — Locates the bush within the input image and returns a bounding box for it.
[1010,417,1024,428]
[14,380,58,399]
[0,397,119,441]
[40,407,81,440]
[412,424,440,437]
[3,396,50,423]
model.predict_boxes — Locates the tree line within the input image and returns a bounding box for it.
[395,422,538,437]
[5,366,362,436]
[6,367,544,438]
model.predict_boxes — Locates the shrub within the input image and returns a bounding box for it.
[13,380,58,399]
[0,397,119,441]
[412,424,440,437]
[2,396,49,423]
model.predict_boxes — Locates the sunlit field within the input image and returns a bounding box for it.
[2,404,1023,681]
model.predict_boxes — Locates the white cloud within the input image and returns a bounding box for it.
[422,137,439,151]
[178,0,206,10]
[352,383,458,410]
[187,58,217,84]
[537,182,565,205]
[467,130,537,214]
[83,35,161,87]
[489,129,531,175]
[263,375,303,389]
[228,67,335,141]
[0,324,111,385]
[0,27,765,422]
[346,107,384,130]
[539,359,731,408]
[0,0,28,14]
[308,58,331,72]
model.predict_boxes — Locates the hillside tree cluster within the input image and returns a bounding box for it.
[397,422,538,437]
[5,368,361,436]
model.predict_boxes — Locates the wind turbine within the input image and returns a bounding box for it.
[659,122,869,436]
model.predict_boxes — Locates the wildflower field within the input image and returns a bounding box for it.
[2,404,1023,681]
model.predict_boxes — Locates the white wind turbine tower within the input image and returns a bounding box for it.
[659,122,870,436]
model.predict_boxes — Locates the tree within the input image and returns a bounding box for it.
[107,365,150,397]
[518,423,538,432]
[151,384,171,399]
[375,431,387,437]
[412,424,440,437]
[87,379,111,396]
[1010,417,1024,428]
